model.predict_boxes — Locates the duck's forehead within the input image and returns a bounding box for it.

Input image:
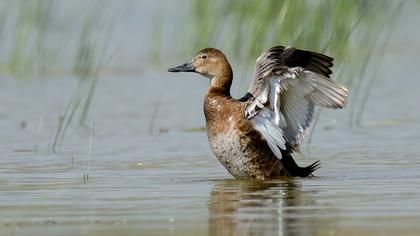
[199,48,223,57]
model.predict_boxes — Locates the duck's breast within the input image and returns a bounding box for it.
[207,127,252,178]
[204,96,257,178]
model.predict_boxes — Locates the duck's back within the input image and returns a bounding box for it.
[203,92,290,179]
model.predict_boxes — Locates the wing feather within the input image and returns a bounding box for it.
[243,46,348,160]
[251,108,286,159]
[246,69,348,159]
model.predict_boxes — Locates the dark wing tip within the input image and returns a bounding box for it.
[296,50,334,78]
[267,45,286,52]
[268,45,334,78]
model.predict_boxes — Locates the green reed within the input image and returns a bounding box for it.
[52,3,115,152]
[2,0,55,78]
[83,120,95,182]
[0,1,119,152]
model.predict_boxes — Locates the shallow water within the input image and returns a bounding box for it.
[2,5,420,236]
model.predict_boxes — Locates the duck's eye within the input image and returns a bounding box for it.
[200,54,208,59]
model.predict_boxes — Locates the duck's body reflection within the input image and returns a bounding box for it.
[209,179,318,236]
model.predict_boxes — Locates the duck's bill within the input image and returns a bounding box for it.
[168,59,195,72]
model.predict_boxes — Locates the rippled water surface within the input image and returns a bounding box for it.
[1,6,420,236]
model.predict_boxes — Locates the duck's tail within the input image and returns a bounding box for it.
[280,151,320,177]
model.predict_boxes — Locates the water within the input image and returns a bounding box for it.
[1,3,420,236]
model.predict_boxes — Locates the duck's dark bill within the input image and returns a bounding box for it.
[168,60,195,72]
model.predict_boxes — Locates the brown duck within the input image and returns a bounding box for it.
[168,46,348,180]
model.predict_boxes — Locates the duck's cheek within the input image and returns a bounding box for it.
[195,67,205,74]
[195,68,210,78]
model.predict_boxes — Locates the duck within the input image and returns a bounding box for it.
[168,46,348,180]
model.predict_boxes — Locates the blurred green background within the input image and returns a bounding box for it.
[1,1,420,235]
[0,0,411,131]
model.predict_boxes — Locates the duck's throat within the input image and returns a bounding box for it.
[209,67,233,96]
[210,77,231,93]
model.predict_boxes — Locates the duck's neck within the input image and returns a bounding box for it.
[208,64,233,97]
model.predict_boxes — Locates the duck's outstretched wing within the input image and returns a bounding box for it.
[244,46,348,159]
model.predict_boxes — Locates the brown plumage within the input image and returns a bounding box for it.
[168,46,348,180]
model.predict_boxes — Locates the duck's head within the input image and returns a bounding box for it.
[168,48,231,79]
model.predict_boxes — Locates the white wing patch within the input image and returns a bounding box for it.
[250,108,285,160]
[246,67,348,159]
